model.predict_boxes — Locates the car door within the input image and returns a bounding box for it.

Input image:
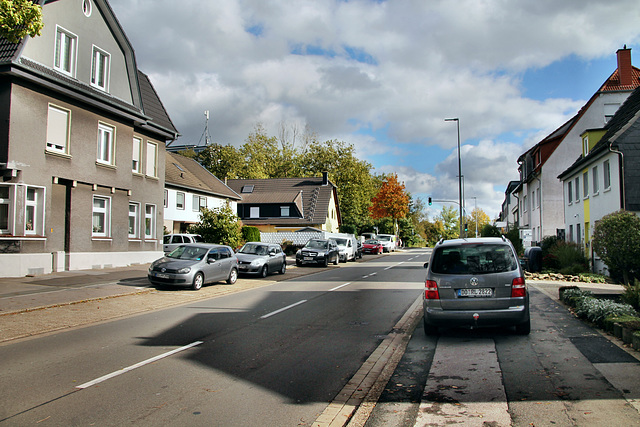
[204,248,222,282]
[269,246,283,271]
[217,247,234,280]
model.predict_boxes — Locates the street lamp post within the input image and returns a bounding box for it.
[445,118,463,238]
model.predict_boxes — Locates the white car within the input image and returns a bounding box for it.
[377,234,397,253]
[163,233,205,254]
[333,236,357,262]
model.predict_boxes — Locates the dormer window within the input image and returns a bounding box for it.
[54,26,77,77]
[582,135,589,156]
[91,46,110,91]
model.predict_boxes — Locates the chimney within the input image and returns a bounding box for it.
[617,45,633,87]
[322,171,328,186]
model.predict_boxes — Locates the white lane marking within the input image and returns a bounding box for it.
[329,282,351,291]
[76,341,204,389]
[384,266,393,270]
[260,300,307,319]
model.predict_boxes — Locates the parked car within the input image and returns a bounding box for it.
[163,233,205,254]
[362,239,383,255]
[295,238,340,267]
[148,243,238,290]
[333,236,357,262]
[377,234,397,252]
[422,237,530,335]
[236,242,287,277]
[355,240,363,259]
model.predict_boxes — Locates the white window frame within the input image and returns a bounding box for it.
[54,26,77,77]
[250,206,260,218]
[164,189,168,208]
[24,187,40,235]
[604,160,611,190]
[583,171,589,199]
[92,195,111,238]
[592,166,599,195]
[0,184,15,235]
[128,202,140,239]
[567,181,573,204]
[145,204,156,239]
[97,122,115,165]
[280,206,290,217]
[146,141,158,178]
[132,137,142,173]
[46,104,71,155]
[90,45,110,92]
[176,192,185,210]
[574,177,580,203]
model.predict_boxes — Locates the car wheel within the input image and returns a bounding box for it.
[226,268,238,284]
[279,262,286,274]
[260,265,268,278]
[192,272,204,291]
[333,255,339,266]
[323,257,329,267]
[296,259,302,267]
[515,318,531,335]
[423,319,439,336]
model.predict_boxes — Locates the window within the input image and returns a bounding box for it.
[569,224,573,242]
[568,181,573,204]
[97,122,115,165]
[250,206,259,218]
[132,137,142,173]
[128,202,139,239]
[176,192,185,210]
[281,206,290,217]
[192,195,206,212]
[574,177,580,203]
[82,0,92,16]
[145,204,156,238]
[46,104,70,154]
[0,185,13,234]
[537,188,541,208]
[592,166,599,194]
[92,196,111,237]
[582,135,589,156]
[91,46,110,91]
[577,223,581,244]
[146,141,158,177]
[604,103,620,123]
[583,172,589,198]
[54,26,77,76]
[523,195,528,212]
[604,160,611,189]
[164,190,168,208]
[25,188,38,235]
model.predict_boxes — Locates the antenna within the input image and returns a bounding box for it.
[198,110,212,147]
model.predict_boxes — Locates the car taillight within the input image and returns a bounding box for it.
[425,279,439,299]
[511,277,526,298]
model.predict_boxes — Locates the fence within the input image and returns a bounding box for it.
[260,231,324,246]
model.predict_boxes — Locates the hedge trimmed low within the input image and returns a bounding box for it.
[559,287,637,328]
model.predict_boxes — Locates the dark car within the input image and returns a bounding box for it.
[295,238,340,267]
[362,239,383,255]
[148,243,238,290]
[422,237,530,335]
[236,242,287,277]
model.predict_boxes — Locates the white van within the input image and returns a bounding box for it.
[325,233,357,262]
[376,234,397,253]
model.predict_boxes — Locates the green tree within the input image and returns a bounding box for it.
[0,0,43,43]
[592,210,640,285]
[465,208,491,238]
[437,205,459,240]
[195,143,242,180]
[188,204,242,248]
[481,223,501,237]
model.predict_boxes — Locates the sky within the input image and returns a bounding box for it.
[108,0,640,220]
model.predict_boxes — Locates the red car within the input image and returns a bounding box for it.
[362,239,383,255]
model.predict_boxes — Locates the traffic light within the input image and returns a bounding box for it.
[464,223,468,232]
[428,197,432,206]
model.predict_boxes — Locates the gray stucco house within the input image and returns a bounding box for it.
[0,0,178,276]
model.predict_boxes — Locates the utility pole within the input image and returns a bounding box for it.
[445,118,463,238]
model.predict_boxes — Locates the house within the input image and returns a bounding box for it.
[499,180,520,230]
[164,152,241,233]
[0,0,178,277]
[512,47,640,246]
[226,173,341,233]
[558,84,640,274]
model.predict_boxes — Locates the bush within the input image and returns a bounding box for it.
[280,240,299,256]
[505,228,523,256]
[561,287,637,328]
[621,279,640,312]
[549,241,587,272]
[592,210,640,285]
[241,226,261,243]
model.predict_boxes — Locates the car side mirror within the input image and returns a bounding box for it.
[423,262,429,269]
[208,256,216,264]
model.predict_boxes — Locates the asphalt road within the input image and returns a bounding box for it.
[0,250,429,426]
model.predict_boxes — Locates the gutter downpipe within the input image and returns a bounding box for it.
[535,175,542,245]
[608,143,625,210]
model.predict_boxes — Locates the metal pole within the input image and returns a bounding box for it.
[445,118,463,238]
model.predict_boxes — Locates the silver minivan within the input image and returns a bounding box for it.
[422,237,530,335]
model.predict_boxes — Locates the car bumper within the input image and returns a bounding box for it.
[423,304,530,328]
[296,256,327,265]
[238,264,263,274]
[147,272,191,286]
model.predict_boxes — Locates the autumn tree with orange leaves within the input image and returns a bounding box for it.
[369,174,410,223]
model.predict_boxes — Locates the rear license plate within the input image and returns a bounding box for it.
[458,288,492,297]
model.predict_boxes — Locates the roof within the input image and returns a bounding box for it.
[226,177,339,226]
[137,71,178,136]
[165,152,241,200]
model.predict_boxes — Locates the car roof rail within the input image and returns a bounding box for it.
[437,238,444,246]
[501,235,507,242]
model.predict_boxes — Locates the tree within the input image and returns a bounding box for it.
[592,210,640,285]
[437,205,459,240]
[195,143,242,180]
[188,204,242,248]
[465,208,491,238]
[0,0,43,43]
[369,173,409,226]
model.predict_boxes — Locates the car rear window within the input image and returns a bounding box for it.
[431,244,518,274]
